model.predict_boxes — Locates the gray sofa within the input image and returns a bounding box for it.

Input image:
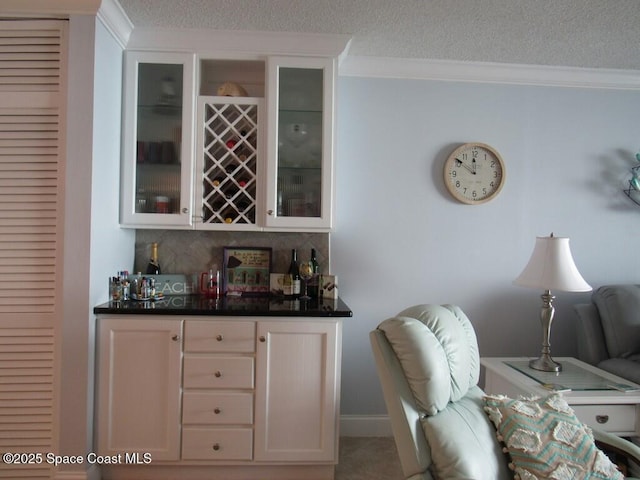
[574,284,640,385]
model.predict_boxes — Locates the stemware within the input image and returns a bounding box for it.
[299,260,316,300]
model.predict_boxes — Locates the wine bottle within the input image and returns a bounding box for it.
[287,249,300,298]
[146,242,162,275]
[309,249,320,298]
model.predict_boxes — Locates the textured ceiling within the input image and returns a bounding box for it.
[117,0,640,70]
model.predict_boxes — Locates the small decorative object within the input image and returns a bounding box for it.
[217,81,248,97]
[269,273,288,296]
[153,76,179,115]
[443,142,505,204]
[200,269,220,298]
[513,233,592,372]
[223,247,271,296]
[319,274,338,300]
[623,150,640,206]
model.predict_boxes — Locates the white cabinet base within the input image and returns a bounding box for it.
[96,315,343,480]
[99,464,335,480]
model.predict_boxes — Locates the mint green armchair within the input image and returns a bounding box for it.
[370,304,640,480]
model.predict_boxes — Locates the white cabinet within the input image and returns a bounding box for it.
[194,94,265,230]
[120,51,196,227]
[120,51,337,231]
[95,315,342,479]
[255,319,341,462]
[95,317,183,460]
[182,320,256,460]
[265,56,336,230]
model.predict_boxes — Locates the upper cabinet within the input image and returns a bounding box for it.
[121,51,195,228]
[119,31,346,232]
[194,59,266,231]
[265,57,335,230]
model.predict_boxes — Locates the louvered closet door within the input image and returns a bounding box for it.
[0,20,66,480]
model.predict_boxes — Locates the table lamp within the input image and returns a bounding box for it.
[513,233,592,372]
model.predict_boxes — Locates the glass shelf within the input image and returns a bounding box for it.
[275,67,323,219]
[505,360,616,391]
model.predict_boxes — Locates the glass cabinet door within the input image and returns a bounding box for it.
[121,52,195,227]
[265,57,335,230]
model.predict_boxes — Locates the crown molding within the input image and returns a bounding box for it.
[126,27,352,60]
[340,56,640,91]
[96,0,133,49]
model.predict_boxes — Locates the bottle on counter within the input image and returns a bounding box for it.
[309,249,320,299]
[146,242,161,275]
[287,249,300,298]
[283,273,293,297]
[132,272,143,298]
[119,270,130,300]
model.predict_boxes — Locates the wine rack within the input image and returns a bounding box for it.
[200,98,260,226]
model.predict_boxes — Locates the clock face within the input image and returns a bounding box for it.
[443,143,505,204]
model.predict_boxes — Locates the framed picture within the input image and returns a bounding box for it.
[223,247,272,296]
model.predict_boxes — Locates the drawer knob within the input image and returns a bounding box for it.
[259,336,266,343]
[214,371,222,378]
[171,335,180,342]
[216,334,224,341]
[214,408,221,414]
[212,443,220,451]
[596,415,609,424]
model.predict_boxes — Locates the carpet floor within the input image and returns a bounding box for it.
[335,437,403,480]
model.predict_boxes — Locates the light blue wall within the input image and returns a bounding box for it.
[332,75,640,414]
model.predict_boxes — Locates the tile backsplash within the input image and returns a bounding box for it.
[135,230,329,276]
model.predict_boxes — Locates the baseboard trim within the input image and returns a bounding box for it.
[50,417,391,480]
[53,471,88,480]
[340,414,392,437]
[54,464,99,480]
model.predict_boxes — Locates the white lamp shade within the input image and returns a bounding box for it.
[514,235,592,292]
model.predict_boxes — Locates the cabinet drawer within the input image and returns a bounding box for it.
[183,356,254,389]
[182,427,253,460]
[573,404,637,434]
[183,392,253,425]
[184,321,255,353]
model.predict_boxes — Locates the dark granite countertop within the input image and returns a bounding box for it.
[94,295,352,317]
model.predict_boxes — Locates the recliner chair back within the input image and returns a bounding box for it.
[370,304,511,480]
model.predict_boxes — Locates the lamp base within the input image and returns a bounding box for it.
[529,354,562,372]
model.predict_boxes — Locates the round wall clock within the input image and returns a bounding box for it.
[443,142,506,204]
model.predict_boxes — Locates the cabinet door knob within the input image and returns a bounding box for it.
[171,335,180,342]
[212,443,220,451]
[216,334,224,341]
[267,210,274,216]
[259,336,266,343]
[214,408,221,414]
[214,370,222,378]
[596,415,609,424]
[182,207,188,214]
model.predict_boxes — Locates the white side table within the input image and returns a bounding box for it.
[481,357,640,436]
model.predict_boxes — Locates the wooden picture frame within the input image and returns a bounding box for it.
[223,247,272,296]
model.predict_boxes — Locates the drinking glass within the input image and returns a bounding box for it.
[299,260,316,300]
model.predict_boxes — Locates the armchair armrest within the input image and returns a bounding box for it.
[593,429,640,479]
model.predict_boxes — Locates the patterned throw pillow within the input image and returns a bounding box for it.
[483,393,623,480]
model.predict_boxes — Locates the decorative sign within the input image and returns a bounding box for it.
[223,247,272,296]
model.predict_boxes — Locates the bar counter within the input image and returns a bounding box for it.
[94,294,352,317]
